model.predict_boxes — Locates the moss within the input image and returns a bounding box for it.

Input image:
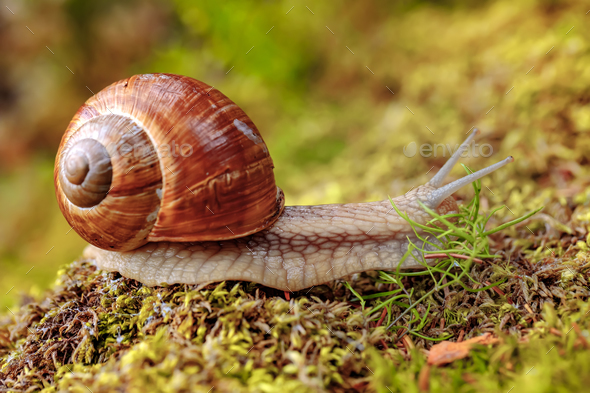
[0,261,387,391]
[368,301,590,393]
[0,220,588,392]
[3,184,587,391]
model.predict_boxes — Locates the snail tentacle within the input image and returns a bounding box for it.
[426,156,514,208]
[428,128,480,188]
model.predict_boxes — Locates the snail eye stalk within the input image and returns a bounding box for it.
[428,128,480,188]
[427,156,513,208]
[425,129,513,208]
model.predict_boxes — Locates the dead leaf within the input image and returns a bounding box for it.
[427,333,499,366]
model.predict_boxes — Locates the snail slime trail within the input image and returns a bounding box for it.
[55,73,513,291]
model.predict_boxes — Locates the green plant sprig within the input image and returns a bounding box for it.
[347,166,543,341]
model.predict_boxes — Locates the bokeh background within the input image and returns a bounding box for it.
[1,0,588,308]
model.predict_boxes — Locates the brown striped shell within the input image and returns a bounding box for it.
[55,73,285,251]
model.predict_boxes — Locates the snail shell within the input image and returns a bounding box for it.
[55,74,284,251]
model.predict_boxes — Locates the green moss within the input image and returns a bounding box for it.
[368,301,590,393]
[0,262,389,391]
[0,222,588,392]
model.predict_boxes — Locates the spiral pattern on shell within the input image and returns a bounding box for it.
[55,73,284,251]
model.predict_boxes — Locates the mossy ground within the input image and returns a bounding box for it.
[1,198,589,392]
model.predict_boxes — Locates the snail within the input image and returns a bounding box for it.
[55,73,513,291]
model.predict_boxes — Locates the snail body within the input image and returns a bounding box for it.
[56,73,513,291]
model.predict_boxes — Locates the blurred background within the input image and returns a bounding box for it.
[1,0,588,308]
